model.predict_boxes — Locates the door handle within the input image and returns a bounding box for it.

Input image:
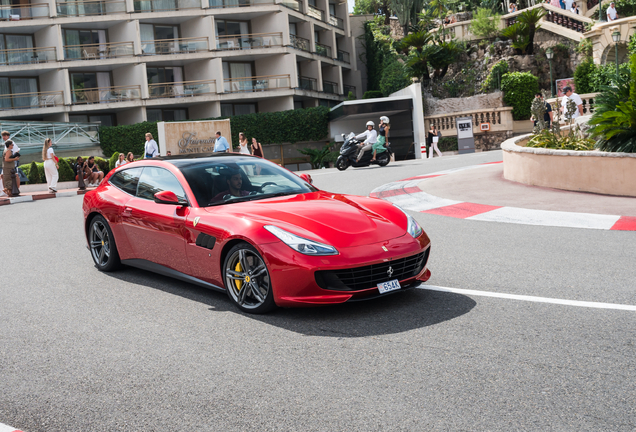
[123,207,132,216]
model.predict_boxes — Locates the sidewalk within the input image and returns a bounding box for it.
[0,186,88,206]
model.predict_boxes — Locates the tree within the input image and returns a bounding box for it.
[380,57,411,95]
[428,0,452,38]
[516,7,545,55]
[402,32,441,84]
[469,7,500,39]
[429,40,463,80]
[353,0,381,14]
[391,0,415,35]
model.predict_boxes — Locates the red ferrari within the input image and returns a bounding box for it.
[83,154,431,313]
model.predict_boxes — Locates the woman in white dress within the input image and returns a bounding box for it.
[238,132,251,155]
[42,138,59,193]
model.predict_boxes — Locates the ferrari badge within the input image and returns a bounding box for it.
[193,216,200,227]
[382,246,388,251]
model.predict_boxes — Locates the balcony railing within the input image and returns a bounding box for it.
[133,0,201,12]
[315,42,331,58]
[208,0,274,7]
[216,32,282,50]
[71,85,141,104]
[336,50,350,63]
[298,76,317,91]
[141,37,208,55]
[56,0,126,16]
[290,34,310,52]
[224,74,290,93]
[322,80,339,94]
[328,14,343,29]
[0,3,49,20]
[148,79,216,98]
[343,84,355,96]
[0,46,57,65]
[307,4,323,20]
[0,90,63,110]
[64,41,134,60]
[281,0,301,11]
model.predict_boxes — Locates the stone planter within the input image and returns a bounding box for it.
[501,135,636,197]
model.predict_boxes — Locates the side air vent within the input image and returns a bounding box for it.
[196,233,216,250]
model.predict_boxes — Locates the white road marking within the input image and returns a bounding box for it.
[468,206,621,230]
[420,285,636,311]
[386,192,461,212]
[0,422,22,432]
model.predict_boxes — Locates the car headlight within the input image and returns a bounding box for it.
[264,225,338,256]
[393,204,423,238]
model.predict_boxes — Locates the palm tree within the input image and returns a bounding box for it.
[402,32,442,84]
[516,7,545,55]
[429,40,463,80]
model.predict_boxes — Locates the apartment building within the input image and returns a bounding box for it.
[0,0,361,125]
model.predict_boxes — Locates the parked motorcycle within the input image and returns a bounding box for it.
[336,132,391,171]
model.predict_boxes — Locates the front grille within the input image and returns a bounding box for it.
[315,248,429,291]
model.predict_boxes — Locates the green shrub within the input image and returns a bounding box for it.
[438,137,458,152]
[590,63,631,90]
[379,58,411,96]
[58,158,75,182]
[99,121,158,158]
[28,161,41,184]
[469,8,500,39]
[363,90,384,99]
[629,34,636,56]
[109,151,120,170]
[574,59,596,94]
[481,60,509,92]
[501,72,539,120]
[346,91,357,100]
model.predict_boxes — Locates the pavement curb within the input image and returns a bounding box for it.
[0,189,88,206]
[0,422,24,432]
[370,162,636,232]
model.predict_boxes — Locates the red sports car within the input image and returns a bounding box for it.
[83,154,431,313]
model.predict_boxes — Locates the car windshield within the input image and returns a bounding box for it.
[176,156,317,208]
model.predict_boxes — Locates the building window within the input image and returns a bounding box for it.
[63,29,107,60]
[222,62,254,92]
[70,72,112,102]
[146,108,188,122]
[0,76,38,108]
[147,66,184,97]
[134,0,178,12]
[140,24,179,54]
[215,20,249,37]
[0,34,34,65]
[221,103,256,117]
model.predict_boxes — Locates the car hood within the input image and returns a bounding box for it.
[204,191,408,248]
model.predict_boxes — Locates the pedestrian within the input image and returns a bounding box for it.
[428,125,442,158]
[569,1,579,13]
[144,133,159,158]
[166,151,172,156]
[251,138,263,158]
[126,152,134,163]
[115,153,126,168]
[42,138,59,193]
[3,140,20,197]
[238,132,250,155]
[606,1,617,20]
[85,156,104,186]
[564,0,573,11]
[561,86,583,120]
[532,93,553,128]
[508,2,517,13]
[75,156,87,190]
[1,130,20,191]
[214,131,231,153]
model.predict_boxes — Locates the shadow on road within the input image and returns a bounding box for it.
[104,268,476,337]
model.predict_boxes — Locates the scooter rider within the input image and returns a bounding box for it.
[355,121,377,162]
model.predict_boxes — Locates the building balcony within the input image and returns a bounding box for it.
[281,0,301,12]
[208,0,274,8]
[307,4,324,20]
[322,80,339,94]
[297,76,317,91]
[0,90,63,110]
[328,14,343,29]
[0,3,49,20]
[315,42,331,58]
[56,0,126,16]
[343,84,355,96]
[148,79,216,98]
[216,32,282,50]
[141,37,208,55]
[223,74,290,93]
[133,0,201,13]
[336,50,350,63]
[0,46,57,65]
[290,35,310,52]
[71,85,141,104]
[64,42,134,60]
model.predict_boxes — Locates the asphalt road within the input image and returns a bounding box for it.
[1,151,635,431]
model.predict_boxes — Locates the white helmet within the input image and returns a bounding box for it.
[366,121,375,127]
[380,116,390,124]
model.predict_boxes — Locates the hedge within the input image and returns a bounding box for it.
[501,72,539,120]
[99,121,159,157]
[363,90,384,99]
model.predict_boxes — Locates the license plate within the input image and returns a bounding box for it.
[377,279,400,294]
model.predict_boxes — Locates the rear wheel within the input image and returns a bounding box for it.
[223,242,276,314]
[377,152,390,167]
[88,215,121,272]
[336,156,348,171]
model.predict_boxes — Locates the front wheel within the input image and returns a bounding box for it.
[336,156,348,171]
[88,215,121,272]
[223,242,276,314]
[377,152,390,167]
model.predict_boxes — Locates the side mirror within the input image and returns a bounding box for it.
[154,190,188,206]
[299,173,313,184]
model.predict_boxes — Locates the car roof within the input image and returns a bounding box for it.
[156,153,258,168]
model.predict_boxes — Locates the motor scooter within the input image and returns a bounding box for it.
[335,133,392,171]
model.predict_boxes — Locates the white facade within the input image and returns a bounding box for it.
[0,0,362,125]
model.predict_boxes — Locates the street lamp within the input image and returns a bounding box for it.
[612,30,621,80]
[546,47,554,97]
[598,0,605,21]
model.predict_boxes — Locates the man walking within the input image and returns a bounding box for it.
[144,133,159,158]
[606,2,618,20]
[533,93,553,128]
[214,131,232,153]
[561,86,583,120]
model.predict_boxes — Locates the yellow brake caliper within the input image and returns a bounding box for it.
[235,262,243,291]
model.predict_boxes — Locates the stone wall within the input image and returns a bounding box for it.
[425,92,504,116]
[475,131,513,151]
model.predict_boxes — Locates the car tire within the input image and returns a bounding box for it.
[88,214,121,272]
[378,153,390,167]
[336,156,348,171]
[223,242,276,314]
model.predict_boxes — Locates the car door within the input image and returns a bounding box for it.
[120,166,191,274]
[106,167,144,260]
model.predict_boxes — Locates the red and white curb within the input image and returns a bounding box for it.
[370,162,636,231]
[0,190,85,206]
[0,422,24,432]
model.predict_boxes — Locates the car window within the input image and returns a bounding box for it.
[136,167,186,201]
[109,167,143,196]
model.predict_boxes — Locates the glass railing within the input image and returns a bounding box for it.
[323,80,339,94]
[141,37,208,55]
[0,46,56,65]
[148,79,216,98]
[315,42,331,58]
[298,76,317,91]
[133,0,200,12]
[336,50,350,63]
[290,34,310,52]
[216,32,282,50]
[71,85,141,104]
[208,0,273,7]
[281,0,301,11]
[0,90,63,110]
[64,42,134,60]
[328,14,343,29]
[56,0,126,16]
[307,4,323,20]
[0,3,49,20]
[343,85,355,96]
[224,74,290,92]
